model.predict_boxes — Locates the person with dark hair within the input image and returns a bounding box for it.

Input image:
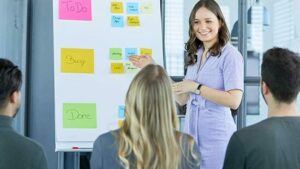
[129,0,244,168]
[223,47,300,169]
[0,58,47,169]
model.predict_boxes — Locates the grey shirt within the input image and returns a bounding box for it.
[0,115,47,169]
[223,117,300,169]
[90,129,200,169]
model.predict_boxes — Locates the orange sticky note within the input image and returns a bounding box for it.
[111,2,124,13]
[111,63,125,74]
[127,16,140,26]
[61,48,94,73]
[140,48,152,56]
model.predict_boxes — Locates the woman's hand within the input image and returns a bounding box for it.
[172,80,198,94]
[129,55,153,68]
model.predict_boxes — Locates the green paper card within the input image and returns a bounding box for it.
[63,103,97,128]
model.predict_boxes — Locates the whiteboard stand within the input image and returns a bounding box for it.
[58,152,64,169]
[58,152,80,169]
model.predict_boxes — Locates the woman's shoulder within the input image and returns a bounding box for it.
[222,43,241,56]
[94,129,119,146]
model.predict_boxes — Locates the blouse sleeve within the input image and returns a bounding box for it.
[223,48,244,91]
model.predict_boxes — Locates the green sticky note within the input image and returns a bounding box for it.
[63,103,97,128]
[110,48,122,60]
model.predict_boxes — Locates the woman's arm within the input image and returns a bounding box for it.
[129,55,190,105]
[173,80,243,109]
[200,86,243,109]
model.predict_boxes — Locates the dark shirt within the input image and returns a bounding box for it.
[0,115,47,169]
[223,117,300,169]
[90,129,200,169]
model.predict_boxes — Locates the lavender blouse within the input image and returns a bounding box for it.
[184,43,244,169]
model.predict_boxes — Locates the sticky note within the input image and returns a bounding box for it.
[111,2,124,13]
[110,48,122,60]
[111,63,125,74]
[118,120,124,128]
[127,16,140,26]
[63,103,97,128]
[125,48,138,60]
[111,15,124,27]
[126,2,139,14]
[125,62,139,73]
[118,105,125,118]
[59,0,92,20]
[61,48,94,73]
[140,48,152,56]
[141,3,153,14]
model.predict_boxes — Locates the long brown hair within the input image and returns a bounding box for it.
[117,64,200,169]
[185,0,230,65]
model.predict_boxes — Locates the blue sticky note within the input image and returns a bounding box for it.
[125,48,138,60]
[111,15,124,27]
[118,105,125,118]
[126,3,139,14]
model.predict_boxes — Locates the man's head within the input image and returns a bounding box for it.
[261,47,300,105]
[0,58,22,117]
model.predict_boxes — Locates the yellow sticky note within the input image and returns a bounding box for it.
[118,120,124,128]
[141,3,153,14]
[61,48,94,73]
[127,16,140,26]
[111,63,125,74]
[111,2,124,13]
[140,48,152,56]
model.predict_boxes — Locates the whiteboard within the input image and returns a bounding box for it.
[53,0,164,151]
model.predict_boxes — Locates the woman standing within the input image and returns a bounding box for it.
[130,1,244,168]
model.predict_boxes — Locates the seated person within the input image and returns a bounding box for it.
[0,58,47,169]
[223,47,300,169]
[90,64,200,169]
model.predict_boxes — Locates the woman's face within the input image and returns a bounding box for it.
[193,7,220,46]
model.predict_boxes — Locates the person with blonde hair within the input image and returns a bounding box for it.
[90,64,200,169]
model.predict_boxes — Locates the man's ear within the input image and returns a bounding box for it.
[9,91,19,104]
[262,81,270,96]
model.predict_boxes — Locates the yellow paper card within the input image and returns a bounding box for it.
[111,2,124,13]
[118,120,124,128]
[141,3,153,14]
[111,63,125,74]
[127,16,140,26]
[140,48,152,56]
[61,48,94,73]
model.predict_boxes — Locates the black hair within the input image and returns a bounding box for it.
[0,58,22,109]
[261,47,300,103]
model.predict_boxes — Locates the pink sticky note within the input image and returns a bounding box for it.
[59,0,92,21]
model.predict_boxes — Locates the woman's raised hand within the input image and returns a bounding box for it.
[129,55,153,68]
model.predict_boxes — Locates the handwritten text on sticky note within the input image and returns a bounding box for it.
[111,2,124,13]
[61,48,94,73]
[111,15,124,27]
[141,3,153,14]
[140,48,152,56]
[59,0,92,20]
[111,63,125,74]
[126,2,139,14]
[63,103,97,128]
[127,16,140,26]
[110,48,122,60]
